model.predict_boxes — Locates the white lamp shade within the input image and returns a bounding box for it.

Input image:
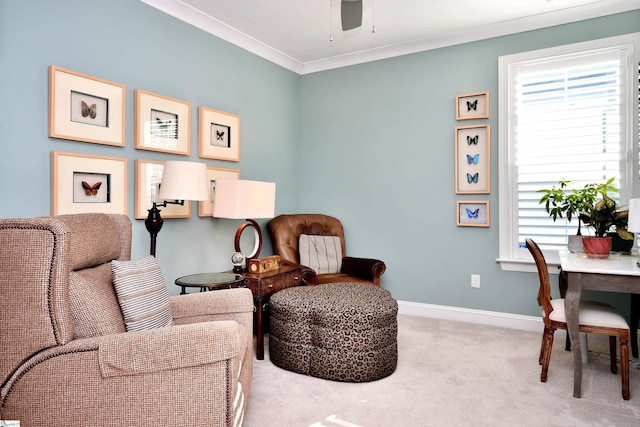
[213,179,276,219]
[158,161,209,201]
[628,198,640,232]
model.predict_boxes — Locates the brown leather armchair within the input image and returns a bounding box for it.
[267,214,386,286]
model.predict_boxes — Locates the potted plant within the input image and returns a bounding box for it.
[577,177,633,258]
[537,178,633,256]
[608,206,634,253]
[537,179,596,252]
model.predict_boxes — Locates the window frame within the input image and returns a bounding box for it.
[498,33,640,272]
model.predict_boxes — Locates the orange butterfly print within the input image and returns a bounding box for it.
[82,181,102,196]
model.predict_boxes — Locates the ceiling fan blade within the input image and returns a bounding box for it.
[341,0,362,31]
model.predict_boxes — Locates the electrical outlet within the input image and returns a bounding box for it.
[471,274,480,288]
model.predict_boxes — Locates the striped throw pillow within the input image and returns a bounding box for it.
[111,256,173,332]
[299,234,343,274]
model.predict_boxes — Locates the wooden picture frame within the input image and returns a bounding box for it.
[456,91,489,120]
[199,106,240,161]
[455,124,490,194]
[48,66,125,146]
[198,166,241,217]
[134,159,191,219]
[456,201,490,227]
[51,151,127,215]
[134,89,190,155]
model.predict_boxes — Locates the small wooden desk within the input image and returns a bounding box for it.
[241,264,304,360]
[559,252,640,398]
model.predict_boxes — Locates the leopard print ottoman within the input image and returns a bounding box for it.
[268,282,398,382]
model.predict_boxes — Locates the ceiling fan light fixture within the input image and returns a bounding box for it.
[341,0,363,31]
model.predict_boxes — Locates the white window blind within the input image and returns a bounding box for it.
[498,34,639,270]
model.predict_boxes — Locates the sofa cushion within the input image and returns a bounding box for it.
[69,263,127,338]
[299,234,342,274]
[111,256,173,332]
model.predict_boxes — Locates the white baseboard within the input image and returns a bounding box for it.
[397,300,543,333]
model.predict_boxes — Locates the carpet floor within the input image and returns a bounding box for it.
[243,314,640,427]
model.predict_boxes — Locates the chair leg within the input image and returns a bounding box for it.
[631,294,640,358]
[608,336,617,374]
[619,333,630,401]
[539,328,547,365]
[540,327,555,383]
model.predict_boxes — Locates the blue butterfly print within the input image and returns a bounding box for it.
[467,172,479,183]
[466,208,479,219]
[467,135,478,145]
[467,154,479,164]
[467,100,478,111]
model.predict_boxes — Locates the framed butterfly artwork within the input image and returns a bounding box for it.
[454,124,490,194]
[134,89,191,155]
[456,201,490,227]
[134,160,192,220]
[51,151,127,215]
[198,166,241,217]
[48,66,125,146]
[198,106,240,162]
[455,91,489,120]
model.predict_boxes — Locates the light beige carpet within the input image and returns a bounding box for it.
[243,314,640,427]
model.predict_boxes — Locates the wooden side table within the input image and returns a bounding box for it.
[242,264,304,360]
[175,272,245,295]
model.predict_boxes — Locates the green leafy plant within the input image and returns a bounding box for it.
[537,177,632,239]
[537,179,596,236]
[578,178,632,239]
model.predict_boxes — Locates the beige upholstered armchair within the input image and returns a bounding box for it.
[267,213,386,286]
[0,213,253,426]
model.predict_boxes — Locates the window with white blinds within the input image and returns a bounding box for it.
[498,34,640,271]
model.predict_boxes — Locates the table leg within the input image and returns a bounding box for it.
[565,272,582,398]
[558,270,571,351]
[255,298,264,360]
[631,293,640,358]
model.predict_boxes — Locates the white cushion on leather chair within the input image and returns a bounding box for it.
[299,234,343,274]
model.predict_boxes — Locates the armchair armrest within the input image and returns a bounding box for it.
[99,321,240,378]
[170,287,253,325]
[341,256,387,286]
[2,323,249,426]
[281,260,317,286]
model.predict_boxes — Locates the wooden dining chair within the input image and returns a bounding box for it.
[525,238,630,400]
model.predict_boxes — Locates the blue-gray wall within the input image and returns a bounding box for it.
[0,0,300,286]
[1,0,638,316]
[299,11,640,317]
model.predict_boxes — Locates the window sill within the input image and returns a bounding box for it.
[496,258,560,274]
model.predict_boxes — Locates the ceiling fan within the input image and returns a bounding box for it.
[341,0,363,31]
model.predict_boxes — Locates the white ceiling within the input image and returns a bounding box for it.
[141,0,639,74]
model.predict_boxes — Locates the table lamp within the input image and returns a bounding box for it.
[213,179,276,272]
[628,198,640,266]
[145,160,209,257]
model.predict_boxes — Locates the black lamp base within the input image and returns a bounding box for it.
[145,203,163,257]
[145,200,184,257]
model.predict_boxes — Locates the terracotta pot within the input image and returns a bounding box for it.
[582,236,612,259]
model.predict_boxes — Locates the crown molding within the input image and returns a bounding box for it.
[141,0,640,75]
